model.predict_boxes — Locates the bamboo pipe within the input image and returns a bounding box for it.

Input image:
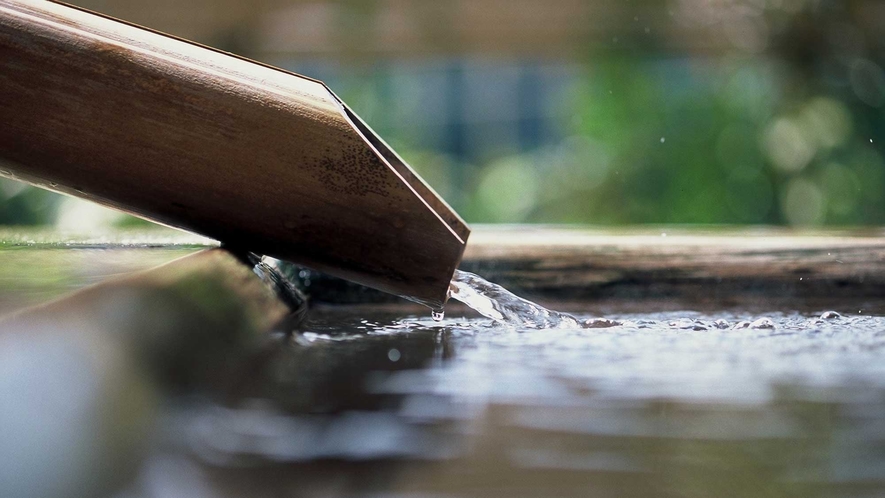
[0,0,469,309]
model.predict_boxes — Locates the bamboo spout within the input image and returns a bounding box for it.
[0,0,469,308]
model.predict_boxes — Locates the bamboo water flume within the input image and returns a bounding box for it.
[0,0,468,309]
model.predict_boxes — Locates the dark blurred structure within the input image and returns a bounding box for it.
[4,0,885,226]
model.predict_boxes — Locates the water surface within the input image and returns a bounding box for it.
[133,308,885,497]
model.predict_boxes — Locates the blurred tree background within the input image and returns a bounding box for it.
[3,0,884,228]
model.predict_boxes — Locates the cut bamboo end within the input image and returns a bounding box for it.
[0,0,468,308]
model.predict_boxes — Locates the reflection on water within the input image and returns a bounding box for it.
[0,248,199,313]
[123,309,885,497]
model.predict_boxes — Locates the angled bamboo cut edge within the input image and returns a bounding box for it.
[0,0,468,309]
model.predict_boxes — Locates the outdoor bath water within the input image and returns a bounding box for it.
[130,262,885,496]
[6,247,885,496]
[141,305,885,497]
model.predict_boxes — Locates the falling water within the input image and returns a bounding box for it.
[447,270,589,329]
[444,270,816,331]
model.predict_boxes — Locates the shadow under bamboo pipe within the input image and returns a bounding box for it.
[0,0,469,309]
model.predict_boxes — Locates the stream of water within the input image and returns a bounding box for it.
[446,270,582,328]
[446,270,633,329]
[446,270,801,332]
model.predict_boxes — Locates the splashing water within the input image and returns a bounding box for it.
[443,270,831,332]
[447,270,585,329]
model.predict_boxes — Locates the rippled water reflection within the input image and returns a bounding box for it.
[128,309,885,497]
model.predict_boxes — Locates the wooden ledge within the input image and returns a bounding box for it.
[3,225,885,312]
[296,225,885,311]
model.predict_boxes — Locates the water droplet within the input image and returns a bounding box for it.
[750,318,775,329]
[713,319,731,329]
[431,309,445,322]
[820,311,841,320]
[660,137,666,143]
[387,348,401,362]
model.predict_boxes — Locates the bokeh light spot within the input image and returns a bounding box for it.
[763,118,815,173]
[849,58,885,107]
[781,177,826,226]
[475,156,540,222]
[800,97,852,149]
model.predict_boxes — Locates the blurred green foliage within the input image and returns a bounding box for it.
[525,56,885,226]
[384,2,885,227]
